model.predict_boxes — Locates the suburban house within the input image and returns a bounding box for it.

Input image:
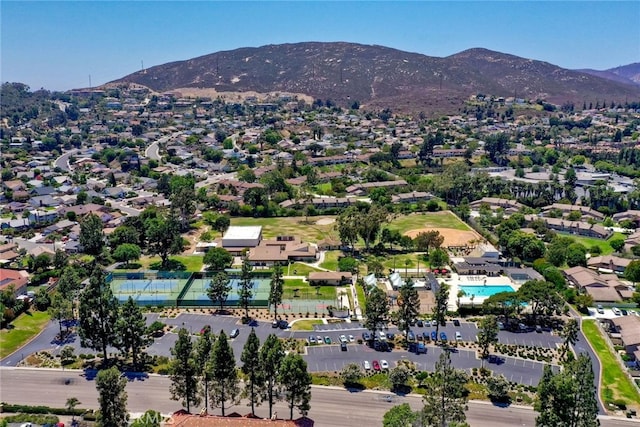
[612,210,640,225]
[524,215,612,239]
[391,191,433,204]
[470,197,525,214]
[279,197,360,210]
[308,271,352,286]
[0,268,29,296]
[0,243,20,265]
[563,266,632,302]
[587,255,631,274]
[452,257,503,277]
[217,226,263,255]
[541,203,605,221]
[607,315,640,367]
[345,180,408,195]
[247,236,317,267]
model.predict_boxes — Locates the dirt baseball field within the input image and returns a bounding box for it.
[404,227,482,247]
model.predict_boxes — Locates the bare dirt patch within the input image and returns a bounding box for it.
[315,218,336,226]
[404,227,481,247]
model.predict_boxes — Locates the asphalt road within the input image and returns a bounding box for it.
[53,149,78,171]
[1,368,637,427]
[144,131,182,160]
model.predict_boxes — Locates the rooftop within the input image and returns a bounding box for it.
[223,226,263,240]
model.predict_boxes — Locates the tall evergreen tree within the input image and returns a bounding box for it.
[79,213,104,257]
[397,278,421,335]
[48,291,73,338]
[169,328,200,413]
[363,286,389,338]
[269,263,284,321]
[279,353,312,420]
[56,266,81,301]
[535,354,599,427]
[115,296,151,368]
[95,366,128,427]
[419,351,469,427]
[559,319,579,363]
[208,331,240,416]
[432,283,450,340]
[241,328,264,415]
[238,257,254,322]
[260,334,285,418]
[207,272,231,312]
[193,327,214,410]
[78,265,119,361]
[477,315,499,361]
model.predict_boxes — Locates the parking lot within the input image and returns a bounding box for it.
[6,313,560,386]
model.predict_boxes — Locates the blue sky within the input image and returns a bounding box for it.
[2,1,639,91]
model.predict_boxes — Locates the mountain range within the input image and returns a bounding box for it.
[111,42,640,113]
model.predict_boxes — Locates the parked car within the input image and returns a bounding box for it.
[416,342,427,354]
[440,332,447,341]
[316,335,322,344]
[431,319,438,327]
[621,309,628,316]
[453,319,461,326]
[380,360,389,370]
[416,320,424,327]
[230,329,239,338]
[362,332,372,341]
[340,334,348,343]
[372,360,381,371]
[324,336,332,344]
[341,341,347,351]
[455,331,462,341]
[422,331,430,341]
[536,325,542,333]
[348,334,355,342]
[386,332,395,340]
[278,320,289,329]
[407,330,416,342]
[613,307,622,315]
[272,320,279,328]
[308,335,316,344]
[597,304,605,314]
[379,331,387,341]
[363,360,371,371]
[497,321,505,330]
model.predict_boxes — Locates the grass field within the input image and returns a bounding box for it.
[291,319,323,331]
[231,216,339,242]
[387,211,471,233]
[284,278,336,300]
[287,262,324,276]
[121,255,205,272]
[319,250,341,271]
[0,311,50,359]
[582,319,640,409]
[558,232,626,257]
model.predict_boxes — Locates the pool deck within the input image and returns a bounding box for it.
[442,273,521,311]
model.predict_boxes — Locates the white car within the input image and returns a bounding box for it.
[363,360,371,371]
[379,331,386,341]
[612,307,621,315]
[340,334,348,343]
[348,334,355,342]
[380,360,389,370]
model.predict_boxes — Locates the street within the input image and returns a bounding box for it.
[1,368,637,427]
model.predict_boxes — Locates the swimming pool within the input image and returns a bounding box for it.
[458,285,515,298]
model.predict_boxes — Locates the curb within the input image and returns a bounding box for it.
[0,315,53,364]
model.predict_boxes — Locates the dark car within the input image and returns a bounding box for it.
[386,332,395,340]
[416,320,424,327]
[340,341,347,351]
[440,332,447,341]
[278,320,289,329]
[431,330,437,341]
[621,309,628,316]
[271,320,279,328]
[422,331,430,341]
[453,319,461,326]
[362,332,372,341]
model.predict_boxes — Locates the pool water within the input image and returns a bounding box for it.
[458,285,515,298]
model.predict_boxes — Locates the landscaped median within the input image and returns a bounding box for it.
[581,319,640,411]
[0,310,50,359]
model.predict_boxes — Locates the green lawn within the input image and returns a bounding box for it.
[582,319,640,410]
[0,311,51,359]
[290,319,323,331]
[382,253,429,272]
[558,232,626,256]
[134,255,205,272]
[287,262,324,276]
[319,250,341,271]
[388,211,471,233]
[284,278,336,300]
[231,216,339,242]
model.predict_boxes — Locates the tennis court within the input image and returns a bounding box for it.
[180,277,272,307]
[108,272,190,306]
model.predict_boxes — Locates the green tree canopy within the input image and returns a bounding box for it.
[95,366,128,427]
